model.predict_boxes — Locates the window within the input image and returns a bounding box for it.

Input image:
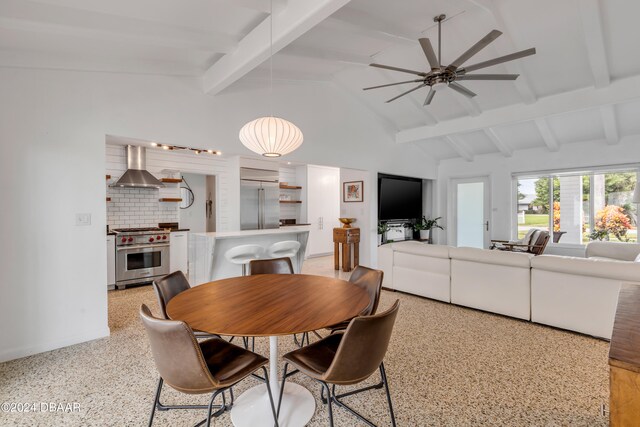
[515,169,637,244]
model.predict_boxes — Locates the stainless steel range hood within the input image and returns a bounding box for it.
[112,145,164,188]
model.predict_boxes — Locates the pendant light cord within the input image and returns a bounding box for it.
[269,0,273,116]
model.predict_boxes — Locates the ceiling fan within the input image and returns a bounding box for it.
[363,14,536,106]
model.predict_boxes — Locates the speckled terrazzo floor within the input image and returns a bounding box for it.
[0,257,610,426]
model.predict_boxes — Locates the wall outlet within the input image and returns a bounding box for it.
[76,213,91,226]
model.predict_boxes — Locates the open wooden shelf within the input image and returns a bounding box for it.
[159,198,183,202]
[279,184,302,190]
[279,200,302,204]
[161,178,183,183]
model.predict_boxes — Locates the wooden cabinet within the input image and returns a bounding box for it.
[106,235,115,290]
[333,227,360,272]
[609,283,640,425]
[170,232,188,274]
[306,165,340,257]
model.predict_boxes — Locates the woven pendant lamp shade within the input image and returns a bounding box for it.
[239,116,304,157]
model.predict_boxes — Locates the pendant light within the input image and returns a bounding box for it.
[239,0,304,157]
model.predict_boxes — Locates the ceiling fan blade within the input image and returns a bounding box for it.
[448,82,477,98]
[385,83,427,103]
[363,79,424,91]
[446,29,502,71]
[424,88,436,106]
[462,47,536,73]
[456,74,519,81]
[370,63,427,76]
[419,38,440,70]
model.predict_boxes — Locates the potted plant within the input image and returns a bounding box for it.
[413,216,444,241]
[377,222,389,246]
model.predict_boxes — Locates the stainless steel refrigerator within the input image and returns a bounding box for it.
[240,167,280,230]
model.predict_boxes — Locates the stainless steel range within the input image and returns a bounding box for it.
[113,227,170,289]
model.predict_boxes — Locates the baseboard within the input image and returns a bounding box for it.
[0,326,111,363]
[305,252,333,259]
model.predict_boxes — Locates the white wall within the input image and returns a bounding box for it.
[179,173,206,233]
[0,67,435,362]
[436,137,640,256]
[340,168,372,267]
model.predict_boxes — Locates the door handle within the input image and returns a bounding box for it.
[485,221,489,231]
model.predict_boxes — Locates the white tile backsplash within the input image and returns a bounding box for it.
[107,187,178,228]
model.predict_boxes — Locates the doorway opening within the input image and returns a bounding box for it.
[180,173,217,233]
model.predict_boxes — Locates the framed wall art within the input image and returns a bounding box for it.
[343,180,364,202]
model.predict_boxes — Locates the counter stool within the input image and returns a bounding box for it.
[267,241,301,263]
[225,245,264,276]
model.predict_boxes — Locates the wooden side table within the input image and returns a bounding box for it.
[333,227,360,272]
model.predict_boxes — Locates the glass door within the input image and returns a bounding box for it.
[452,177,490,248]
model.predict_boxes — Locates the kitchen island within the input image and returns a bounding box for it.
[189,226,310,285]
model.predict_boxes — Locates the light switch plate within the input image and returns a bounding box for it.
[76,213,91,226]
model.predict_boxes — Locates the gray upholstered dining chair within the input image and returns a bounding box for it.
[277,300,400,427]
[140,304,279,427]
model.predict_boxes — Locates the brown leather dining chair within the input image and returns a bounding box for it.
[152,271,221,340]
[301,265,384,348]
[140,304,279,427]
[278,300,400,427]
[249,257,294,275]
[327,265,384,333]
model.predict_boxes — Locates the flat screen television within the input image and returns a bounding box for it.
[378,174,422,221]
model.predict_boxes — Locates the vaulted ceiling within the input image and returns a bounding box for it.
[2,0,639,162]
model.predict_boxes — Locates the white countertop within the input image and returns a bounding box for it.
[192,225,311,240]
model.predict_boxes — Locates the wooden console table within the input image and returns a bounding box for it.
[609,283,640,425]
[333,227,360,272]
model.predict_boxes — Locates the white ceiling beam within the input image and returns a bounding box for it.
[396,74,640,143]
[279,44,371,65]
[202,0,352,95]
[534,118,560,152]
[600,105,619,145]
[444,135,474,162]
[578,0,610,88]
[483,128,512,157]
[467,0,537,104]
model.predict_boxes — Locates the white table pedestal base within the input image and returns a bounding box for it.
[230,336,315,426]
[230,382,315,427]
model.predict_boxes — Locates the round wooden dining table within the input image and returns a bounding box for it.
[166,274,370,427]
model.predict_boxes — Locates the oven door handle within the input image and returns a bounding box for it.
[116,244,170,251]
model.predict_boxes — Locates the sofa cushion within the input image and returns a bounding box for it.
[585,241,640,261]
[449,246,533,268]
[531,255,640,282]
[391,241,451,259]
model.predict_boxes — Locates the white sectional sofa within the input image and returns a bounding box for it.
[585,241,640,261]
[379,241,451,302]
[450,247,533,320]
[378,240,640,339]
[531,255,640,339]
